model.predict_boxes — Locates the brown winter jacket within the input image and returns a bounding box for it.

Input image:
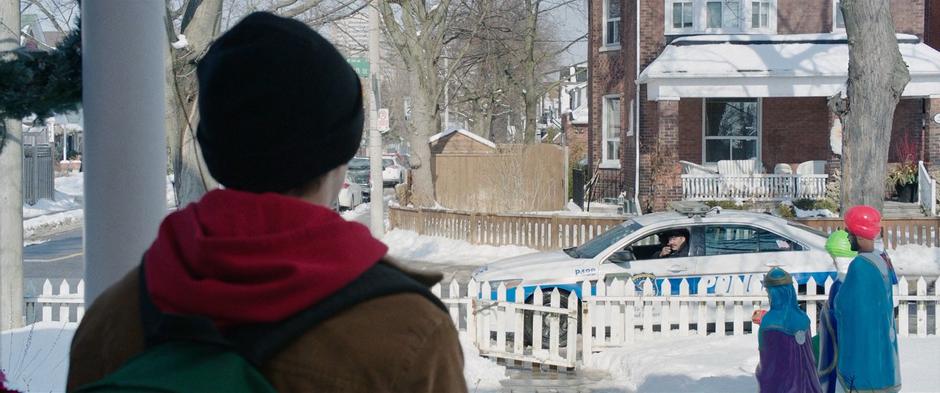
[66,262,468,393]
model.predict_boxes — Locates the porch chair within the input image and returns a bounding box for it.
[679,160,718,175]
[795,160,828,198]
[773,163,793,174]
[717,159,763,176]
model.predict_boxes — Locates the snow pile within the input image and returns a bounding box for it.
[779,200,837,218]
[171,34,189,49]
[589,335,760,392]
[22,174,85,219]
[24,209,85,242]
[888,245,940,276]
[341,202,371,225]
[588,335,940,393]
[0,322,76,393]
[459,333,507,392]
[382,229,537,266]
[23,175,178,244]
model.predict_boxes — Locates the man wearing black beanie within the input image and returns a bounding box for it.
[67,12,468,392]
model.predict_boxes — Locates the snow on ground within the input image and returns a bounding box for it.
[889,245,940,276]
[22,175,178,245]
[382,229,537,266]
[460,333,507,392]
[0,323,505,393]
[23,209,84,244]
[0,322,76,393]
[587,334,940,393]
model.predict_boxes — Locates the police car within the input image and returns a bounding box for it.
[471,204,835,303]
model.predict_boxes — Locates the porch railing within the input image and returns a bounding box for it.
[918,161,937,216]
[681,174,828,201]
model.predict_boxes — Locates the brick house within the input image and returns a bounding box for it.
[587,0,940,211]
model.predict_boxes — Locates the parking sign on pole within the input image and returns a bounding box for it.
[378,108,389,132]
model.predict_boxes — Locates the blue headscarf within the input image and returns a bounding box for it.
[759,268,810,349]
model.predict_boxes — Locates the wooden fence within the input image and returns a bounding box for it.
[390,207,940,250]
[432,144,566,213]
[389,207,625,250]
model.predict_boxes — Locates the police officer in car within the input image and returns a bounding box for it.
[655,230,690,258]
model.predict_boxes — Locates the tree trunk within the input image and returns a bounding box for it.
[408,76,439,206]
[167,0,223,206]
[0,0,23,330]
[836,0,910,213]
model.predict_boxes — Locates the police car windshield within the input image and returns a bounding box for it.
[570,221,643,258]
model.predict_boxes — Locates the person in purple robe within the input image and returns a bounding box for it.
[755,267,822,393]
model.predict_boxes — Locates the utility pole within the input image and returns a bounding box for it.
[443,54,449,131]
[368,1,384,237]
[0,0,24,331]
[83,1,167,303]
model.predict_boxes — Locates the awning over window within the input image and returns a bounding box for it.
[637,34,940,100]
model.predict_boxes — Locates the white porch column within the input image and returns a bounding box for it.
[82,1,167,303]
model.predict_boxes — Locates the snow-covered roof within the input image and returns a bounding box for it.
[638,34,940,100]
[428,128,497,149]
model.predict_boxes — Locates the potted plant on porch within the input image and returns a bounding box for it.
[887,135,919,203]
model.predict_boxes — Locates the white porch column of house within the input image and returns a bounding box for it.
[82,1,167,303]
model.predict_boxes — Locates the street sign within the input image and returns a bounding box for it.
[347,57,369,78]
[377,108,390,132]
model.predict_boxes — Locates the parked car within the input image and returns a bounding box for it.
[337,176,363,211]
[472,206,834,303]
[382,155,407,186]
[347,157,371,203]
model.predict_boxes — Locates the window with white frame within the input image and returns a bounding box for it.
[832,0,845,31]
[672,1,694,29]
[604,0,621,47]
[602,96,621,166]
[703,98,760,164]
[665,0,776,35]
[751,0,771,29]
[706,0,741,29]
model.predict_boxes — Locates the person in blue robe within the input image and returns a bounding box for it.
[756,267,822,393]
[830,206,901,393]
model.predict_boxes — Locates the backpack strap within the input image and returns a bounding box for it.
[138,261,447,367]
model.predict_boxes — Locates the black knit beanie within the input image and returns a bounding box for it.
[196,12,364,193]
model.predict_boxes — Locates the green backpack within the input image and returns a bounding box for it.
[75,263,446,392]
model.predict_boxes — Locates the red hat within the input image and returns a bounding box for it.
[845,205,882,240]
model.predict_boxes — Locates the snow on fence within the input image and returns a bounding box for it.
[23,279,84,324]
[433,274,939,368]
[390,206,940,250]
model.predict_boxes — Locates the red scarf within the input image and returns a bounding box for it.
[145,189,387,326]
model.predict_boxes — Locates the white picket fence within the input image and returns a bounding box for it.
[23,279,85,324]
[434,274,940,368]
[22,274,940,370]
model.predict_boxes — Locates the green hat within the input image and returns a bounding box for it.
[763,267,793,287]
[825,230,858,258]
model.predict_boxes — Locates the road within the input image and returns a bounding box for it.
[23,228,84,297]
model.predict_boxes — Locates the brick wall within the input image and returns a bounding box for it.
[928,98,940,165]
[889,99,926,162]
[927,0,940,50]
[761,98,832,170]
[678,98,703,163]
[892,0,926,36]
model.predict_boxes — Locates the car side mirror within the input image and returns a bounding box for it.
[609,250,635,264]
